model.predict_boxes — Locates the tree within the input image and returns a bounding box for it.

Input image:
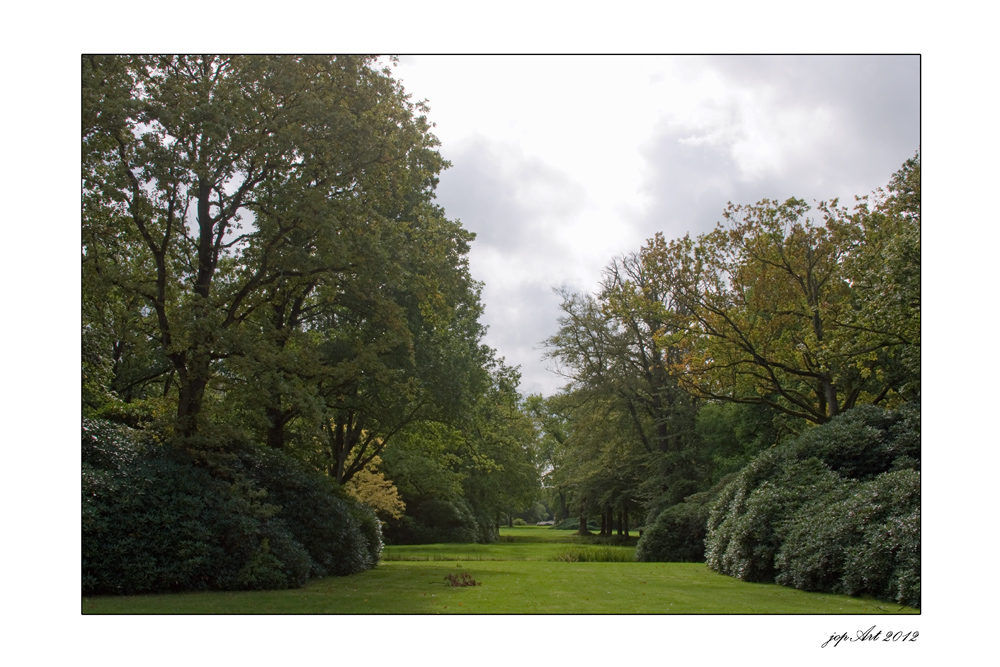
[841,152,920,401]
[459,359,541,532]
[83,55,448,442]
[375,353,541,543]
[525,393,572,520]
[543,248,705,532]
[646,155,919,424]
[343,455,406,522]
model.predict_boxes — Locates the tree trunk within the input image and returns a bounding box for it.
[173,179,219,440]
[265,405,286,449]
[578,512,588,535]
[175,358,210,439]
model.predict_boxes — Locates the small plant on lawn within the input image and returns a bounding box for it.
[444,572,482,587]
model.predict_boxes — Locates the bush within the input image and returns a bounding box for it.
[636,492,712,563]
[784,403,920,480]
[382,497,483,544]
[552,546,635,562]
[512,518,528,526]
[703,404,920,606]
[82,418,380,596]
[637,473,738,563]
[83,422,309,594]
[232,444,382,576]
[774,469,920,604]
[707,456,846,582]
[839,470,921,607]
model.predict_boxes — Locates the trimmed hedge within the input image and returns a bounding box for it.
[703,404,920,607]
[82,419,380,596]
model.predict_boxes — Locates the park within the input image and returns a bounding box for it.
[82,56,920,615]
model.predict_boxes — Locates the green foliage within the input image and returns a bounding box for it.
[551,517,600,531]
[784,403,920,480]
[83,419,311,594]
[379,362,542,545]
[552,546,635,562]
[703,404,920,606]
[634,155,921,424]
[231,444,383,576]
[695,401,793,485]
[841,152,921,401]
[635,477,735,563]
[82,54,488,467]
[82,55,540,581]
[82,419,380,595]
[384,497,482,545]
[706,455,846,582]
[515,501,550,524]
[776,469,920,607]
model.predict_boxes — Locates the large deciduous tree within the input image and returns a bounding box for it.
[82,56,464,451]
[647,155,920,424]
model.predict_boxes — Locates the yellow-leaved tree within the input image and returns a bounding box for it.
[343,456,406,522]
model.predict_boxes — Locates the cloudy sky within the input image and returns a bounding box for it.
[387,55,920,397]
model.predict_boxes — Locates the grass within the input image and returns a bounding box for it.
[82,526,918,614]
[380,526,632,561]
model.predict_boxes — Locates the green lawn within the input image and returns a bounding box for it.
[82,526,918,614]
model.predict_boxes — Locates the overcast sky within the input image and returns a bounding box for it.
[386,55,920,397]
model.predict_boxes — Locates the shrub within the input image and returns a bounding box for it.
[784,403,920,481]
[382,497,482,544]
[704,451,838,582]
[552,546,635,562]
[636,473,738,563]
[352,502,385,570]
[512,518,528,526]
[775,469,919,607]
[82,418,380,595]
[82,421,310,594]
[703,404,920,606]
[636,491,712,563]
[839,470,921,607]
[232,444,381,576]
